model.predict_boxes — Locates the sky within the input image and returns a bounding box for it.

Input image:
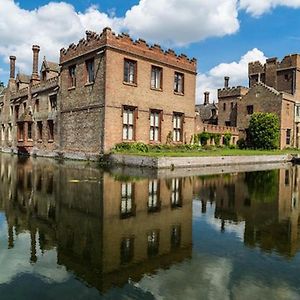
[0,0,300,103]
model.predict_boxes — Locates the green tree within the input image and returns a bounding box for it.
[248,112,280,149]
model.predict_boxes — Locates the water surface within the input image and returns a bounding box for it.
[0,154,299,299]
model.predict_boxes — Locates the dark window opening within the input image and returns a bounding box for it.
[48,120,54,141]
[247,105,254,115]
[27,123,32,140]
[120,238,134,265]
[174,72,184,94]
[286,129,291,145]
[86,59,95,83]
[68,65,76,87]
[37,121,43,141]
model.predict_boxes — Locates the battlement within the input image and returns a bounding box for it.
[249,54,300,76]
[218,86,249,99]
[249,61,265,75]
[60,27,197,73]
[31,76,59,94]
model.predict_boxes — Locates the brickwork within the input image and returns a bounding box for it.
[1,27,197,159]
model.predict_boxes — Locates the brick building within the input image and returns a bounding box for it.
[217,55,300,149]
[0,27,197,159]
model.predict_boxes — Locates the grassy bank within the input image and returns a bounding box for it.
[112,143,300,157]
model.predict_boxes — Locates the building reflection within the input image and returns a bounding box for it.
[0,155,192,293]
[195,166,300,258]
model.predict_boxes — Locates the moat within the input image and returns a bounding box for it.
[0,154,300,299]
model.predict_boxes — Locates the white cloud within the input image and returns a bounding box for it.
[124,0,240,46]
[196,48,267,103]
[0,0,122,74]
[239,0,300,17]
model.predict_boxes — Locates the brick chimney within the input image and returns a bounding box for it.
[9,56,16,79]
[31,45,40,82]
[204,91,210,105]
[224,76,230,88]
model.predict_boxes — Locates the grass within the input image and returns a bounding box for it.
[112,148,300,158]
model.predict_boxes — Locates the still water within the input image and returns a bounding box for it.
[0,154,300,300]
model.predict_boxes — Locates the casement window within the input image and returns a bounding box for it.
[17,123,24,141]
[123,106,136,140]
[86,59,95,83]
[27,122,32,140]
[35,99,39,113]
[151,66,162,89]
[48,120,54,141]
[247,105,254,115]
[15,105,19,120]
[171,178,182,208]
[1,125,5,141]
[286,129,291,145]
[8,124,12,141]
[120,237,134,265]
[121,182,135,218]
[173,113,183,142]
[124,59,137,84]
[37,121,43,141]
[147,230,159,257]
[148,180,160,212]
[171,225,181,249]
[174,72,184,94]
[68,65,76,87]
[49,95,57,112]
[150,110,161,142]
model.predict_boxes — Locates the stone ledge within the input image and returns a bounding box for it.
[108,154,292,169]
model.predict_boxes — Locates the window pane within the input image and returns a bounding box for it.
[128,111,134,125]
[128,126,133,140]
[123,111,128,124]
[150,114,154,126]
[123,126,127,140]
[154,128,159,141]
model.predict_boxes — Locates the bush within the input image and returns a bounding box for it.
[247,112,280,149]
[213,133,221,146]
[114,142,149,153]
[223,133,232,147]
[237,138,247,149]
[199,132,210,146]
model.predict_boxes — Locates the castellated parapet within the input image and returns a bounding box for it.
[60,27,197,73]
[249,61,265,75]
[218,86,249,98]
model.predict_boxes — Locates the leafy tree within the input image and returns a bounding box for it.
[199,132,210,146]
[248,112,280,149]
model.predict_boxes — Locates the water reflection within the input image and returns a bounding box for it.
[1,155,300,298]
[196,167,300,258]
[0,155,192,295]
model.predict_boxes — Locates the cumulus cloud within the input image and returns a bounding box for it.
[239,0,300,17]
[124,0,239,46]
[0,0,122,74]
[196,48,267,103]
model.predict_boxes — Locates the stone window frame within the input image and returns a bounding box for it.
[173,112,184,143]
[47,120,54,142]
[246,105,254,115]
[68,64,77,88]
[149,109,162,142]
[150,65,163,90]
[27,122,33,141]
[124,58,137,85]
[37,121,43,142]
[286,128,291,146]
[85,58,95,84]
[122,105,137,141]
[174,71,184,94]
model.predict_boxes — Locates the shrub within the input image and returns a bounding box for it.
[213,133,221,146]
[199,132,210,146]
[247,112,280,149]
[237,138,247,149]
[114,142,149,153]
[223,133,232,147]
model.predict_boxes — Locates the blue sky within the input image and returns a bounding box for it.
[1,0,300,102]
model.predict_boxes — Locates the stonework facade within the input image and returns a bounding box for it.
[0,28,197,159]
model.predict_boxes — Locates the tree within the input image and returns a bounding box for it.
[247,112,280,149]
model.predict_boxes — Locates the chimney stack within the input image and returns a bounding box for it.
[224,76,230,88]
[9,56,16,79]
[204,91,210,105]
[31,45,40,82]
